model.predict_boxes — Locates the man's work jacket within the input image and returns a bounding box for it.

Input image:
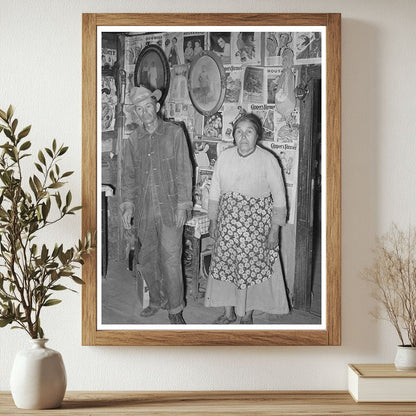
[120,118,193,228]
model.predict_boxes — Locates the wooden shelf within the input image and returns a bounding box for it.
[1,391,416,415]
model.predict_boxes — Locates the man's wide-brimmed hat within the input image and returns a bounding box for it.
[127,85,162,105]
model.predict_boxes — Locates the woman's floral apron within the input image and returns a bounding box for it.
[209,192,279,290]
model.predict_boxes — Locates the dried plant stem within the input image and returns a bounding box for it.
[363,223,416,347]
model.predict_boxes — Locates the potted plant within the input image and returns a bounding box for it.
[363,223,416,370]
[0,106,94,408]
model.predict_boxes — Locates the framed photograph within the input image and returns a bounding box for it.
[134,44,170,105]
[82,13,341,346]
[188,50,226,116]
[209,32,231,65]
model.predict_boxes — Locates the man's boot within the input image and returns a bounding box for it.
[168,311,186,324]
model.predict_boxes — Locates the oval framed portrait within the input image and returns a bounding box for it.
[134,44,170,105]
[188,51,226,116]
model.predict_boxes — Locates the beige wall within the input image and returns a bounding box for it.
[1,0,415,390]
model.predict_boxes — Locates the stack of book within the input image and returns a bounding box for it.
[348,364,416,402]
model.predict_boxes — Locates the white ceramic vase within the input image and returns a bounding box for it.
[394,345,416,371]
[10,338,67,409]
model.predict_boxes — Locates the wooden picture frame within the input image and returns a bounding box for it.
[188,51,226,116]
[134,44,170,106]
[82,13,341,346]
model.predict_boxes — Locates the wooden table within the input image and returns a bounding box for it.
[1,391,416,415]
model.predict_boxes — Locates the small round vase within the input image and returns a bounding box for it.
[10,338,67,409]
[394,345,416,371]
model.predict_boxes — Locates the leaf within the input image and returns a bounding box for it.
[6,105,14,122]
[41,202,50,221]
[11,118,18,133]
[19,140,31,151]
[58,146,68,156]
[65,191,72,207]
[69,206,82,213]
[52,139,57,152]
[0,317,13,327]
[38,325,44,339]
[61,171,74,178]
[50,285,68,291]
[0,109,7,121]
[55,192,62,208]
[3,129,12,140]
[29,177,38,198]
[58,250,67,264]
[48,182,64,189]
[38,150,46,165]
[0,292,12,302]
[33,175,43,192]
[43,299,62,307]
[71,276,85,285]
[56,244,63,258]
[45,147,53,158]
[34,162,43,173]
[29,222,39,234]
[17,125,31,140]
[41,244,48,262]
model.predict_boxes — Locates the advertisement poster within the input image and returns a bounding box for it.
[230,32,262,65]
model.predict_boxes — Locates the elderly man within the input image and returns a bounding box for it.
[120,85,193,324]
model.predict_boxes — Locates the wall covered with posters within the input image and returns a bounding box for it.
[101,29,322,299]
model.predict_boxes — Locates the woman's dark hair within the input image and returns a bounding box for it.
[232,113,263,141]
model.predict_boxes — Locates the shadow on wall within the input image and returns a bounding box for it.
[340,18,381,354]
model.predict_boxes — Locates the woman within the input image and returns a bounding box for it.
[184,40,194,63]
[193,40,203,56]
[204,113,289,324]
[168,37,180,66]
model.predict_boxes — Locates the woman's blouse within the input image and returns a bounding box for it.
[208,146,287,225]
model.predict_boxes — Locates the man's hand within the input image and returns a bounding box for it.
[209,220,218,240]
[122,207,134,230]
[266,224,280,249]
[176,209,187,228]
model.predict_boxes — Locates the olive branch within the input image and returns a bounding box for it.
[0,105,94,339]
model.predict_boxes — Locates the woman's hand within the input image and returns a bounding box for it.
[266,225,280,249]
[209,220,218,240]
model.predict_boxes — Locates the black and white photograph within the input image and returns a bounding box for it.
[224,65,243,104]
[293,32,322,65]
[183,32,206,64]
[188,51,226,116]
[163,32,184,67]
[209,32,231,65]
[265,32,295,67]
[133,44,170,105]
[230,32,262,65]
[98,26,326,333]
[242,66,265,104]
